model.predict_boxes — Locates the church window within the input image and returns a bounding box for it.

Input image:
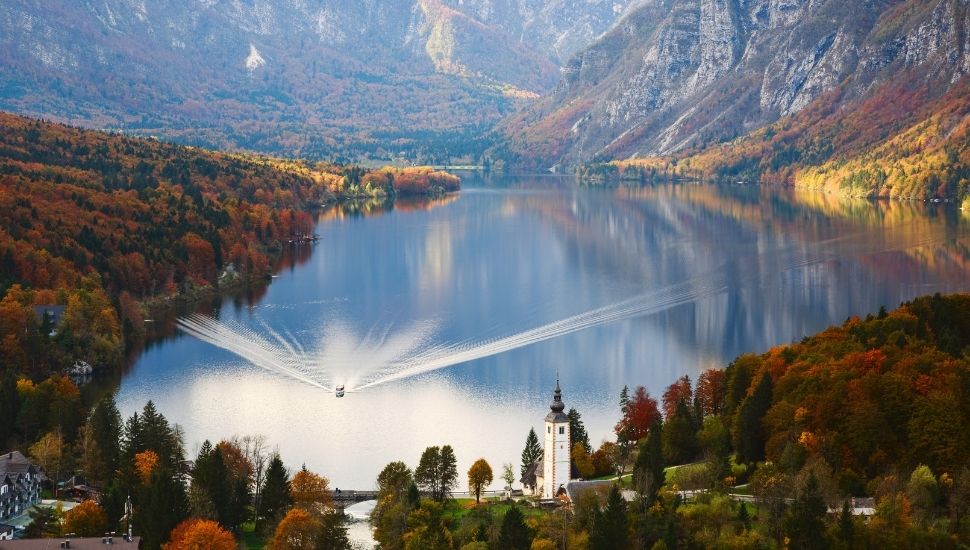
[559,426,564,435]
[547,426,551,433]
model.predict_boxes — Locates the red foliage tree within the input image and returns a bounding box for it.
[615,386,660,443]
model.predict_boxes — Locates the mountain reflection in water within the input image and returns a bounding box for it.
[116,175,970,488]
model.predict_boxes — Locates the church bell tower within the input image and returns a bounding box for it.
[543,379,571,498]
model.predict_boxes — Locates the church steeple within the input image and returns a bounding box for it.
[545,377,568,423]
[550,378,565,413]
[542,377,571,498]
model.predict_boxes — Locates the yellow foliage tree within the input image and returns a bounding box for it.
[467,459,493,504]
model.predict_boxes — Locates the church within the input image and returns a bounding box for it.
[521,380,572,499]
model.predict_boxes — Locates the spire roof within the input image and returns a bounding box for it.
[546,378,568,422]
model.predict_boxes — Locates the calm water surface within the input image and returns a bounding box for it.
[117,174,970,489]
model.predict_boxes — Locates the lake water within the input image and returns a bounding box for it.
[116,174,970,491]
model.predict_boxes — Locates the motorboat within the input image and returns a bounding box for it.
[335,384,345,398]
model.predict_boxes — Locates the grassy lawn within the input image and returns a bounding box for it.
[441,498,545,524]
[730,483,752,495]
[238,521,266,550]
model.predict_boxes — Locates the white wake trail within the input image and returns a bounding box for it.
[177,314,333,391]
[353,277,727,390]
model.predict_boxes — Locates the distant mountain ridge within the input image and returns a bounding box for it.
[0,0,638,161]
[499,0,970,172]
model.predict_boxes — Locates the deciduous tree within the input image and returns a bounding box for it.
[269,508,320,550]
[467,459,493,504]
[615,386,660,443]
[164,518,235,550]
[291,467,334,513]
[63,500,108,537]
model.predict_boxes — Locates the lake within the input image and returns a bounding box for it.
[116,174,970,490]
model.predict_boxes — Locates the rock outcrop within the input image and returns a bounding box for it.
[501,0,970,169]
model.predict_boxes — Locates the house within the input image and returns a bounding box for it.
[31,305,65,336]
[827,497,876,516]
[59,476,100,502]
[520,461,541,496]
[0,536,141,548]
[0,452,44,522]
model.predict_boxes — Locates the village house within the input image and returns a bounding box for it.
[0,452,44,523]
[31,305,65,337]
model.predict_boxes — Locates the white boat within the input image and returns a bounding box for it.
[335,385,345,398]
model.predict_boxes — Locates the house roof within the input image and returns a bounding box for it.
[562,480,613,503]
[0,452,39,478]
[545,380,569,423]
[520,461,541,486]
[0,536,141,549]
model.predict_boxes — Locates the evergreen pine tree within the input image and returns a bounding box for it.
[122,412,142,460]
[838,500,854,546]
[568,408,591,453]
[407,482,420,507]
[498,505,531,550]
[316,509,351,550]
[738,501,751,531]
[137,468,188,550]
[521,428,542,477]
[783,473,828,550]
[89,393,122,481]
[661,400,699,465]
[259,453,291,525]
[590,484,629,550]
[0,370,19,447]
[192,441,233,529]
[620,385,630,413]
[633,420,664,502]
[733,373,773,464]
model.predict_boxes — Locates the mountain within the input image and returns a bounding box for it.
[499,0,970,173]
[0,0,638,162]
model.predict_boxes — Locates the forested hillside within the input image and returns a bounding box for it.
[582,75,970,205]
[0,112,458,387]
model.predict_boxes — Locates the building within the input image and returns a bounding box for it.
[540,380,571,499]
[0,536,140,548]
[0,452,43,523]
[519,462,540,496]
[31,305,65,336]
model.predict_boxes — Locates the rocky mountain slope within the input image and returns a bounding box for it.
[0,0,637,161]
[500,0,970,170]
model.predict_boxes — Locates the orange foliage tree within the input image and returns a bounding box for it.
[164,518,236,550]
[63,500,108,537]
[291,468,334,513]
[135,450,160,485]
[268,508,320,550]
